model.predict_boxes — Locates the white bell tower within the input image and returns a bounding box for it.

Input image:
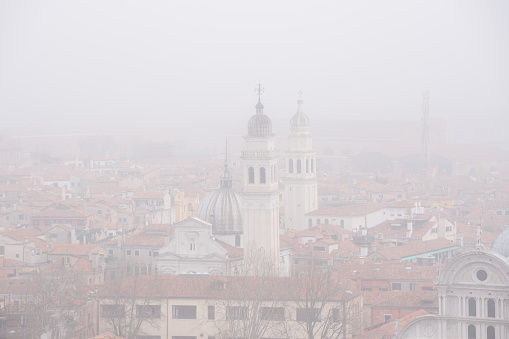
[241,83,280,271]
[284,92,318,230]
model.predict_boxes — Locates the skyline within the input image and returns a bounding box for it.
[1,1,508,146]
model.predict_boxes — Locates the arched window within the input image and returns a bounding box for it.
[311,159,314,173]
[468,298,476,317]
[308,219,312,228]
[235,235,241,247]
[325,219,329,225]
[297,160,302,173]
[289,159,294,173]
[260,167,266,184]
[317,219,321,225]
[487,299,495,318]
[468,325,476,339]
[248,167,254,184]
[306,159,309,173]
[487,326,495,339]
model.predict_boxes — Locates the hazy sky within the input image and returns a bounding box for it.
[1,1,508,143]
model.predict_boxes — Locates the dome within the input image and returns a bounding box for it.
[195,161,243,234]
[195,189,243,234]
[290,99,310,129]
[492,227,509,257]
[248,101,272,137]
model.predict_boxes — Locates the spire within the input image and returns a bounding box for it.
[254,81,265,114]
[290,89,310,129]
[220,139,232,189]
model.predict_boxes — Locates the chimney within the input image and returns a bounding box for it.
[406,220,413,238]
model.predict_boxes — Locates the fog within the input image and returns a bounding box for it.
[1,1,508,147]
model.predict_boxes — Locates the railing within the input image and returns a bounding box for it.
[240,150,278,158]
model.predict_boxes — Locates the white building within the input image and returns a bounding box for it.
[240,89,280,270]
[284,95,318,231]
[396,245,509,338]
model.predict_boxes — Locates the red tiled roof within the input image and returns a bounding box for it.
[96,274,358,301]
[50,244,106,257]
[133,191,166,199]
[371,238,458,261]
[361,309,430,339]
[371,290,438,310]
[306,203,384,216]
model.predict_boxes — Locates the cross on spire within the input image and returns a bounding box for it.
[298,90,303,99]
[254,81,265,102]
[222,138,229,168]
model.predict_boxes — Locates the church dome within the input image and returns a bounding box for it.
[248,101,272,137]
[290,99,310,129]
[195,160,243,234]
[492,227,509,257]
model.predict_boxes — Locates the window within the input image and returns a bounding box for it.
[313,246,326,252]
[340,220,344,228]
[324,219,329,224]
[172,305,196,319]
[134,250,139,256]
[308,219,312,227]
[127,250,132,256]
[153,251,159,257]
[468,298,476,316]
[317,219,321,225]
[226,306,247,320]
[260,307,284,321]
[260,167,266,184]
[487,326,495,339]
[248,167,254,184]
[468,324,476,339]
[289,159,294,173]
[297,160,302,174]
[476,269,487,281]
[296,308,321,322]
[409,283,417,290]
[0,246,4,255]
[362,287,372,291]
[446,226,452,232]
[311,159,314,172]
[137,305,161,318]
[487,299,495,318]
[331,308,341,322]
[391,283,401,291]
[384,314,392,322]
[208,305,215,320]
[235,235,241,247]
[294,259,299,265]
[101,305,125,318]
[306,159,309,173]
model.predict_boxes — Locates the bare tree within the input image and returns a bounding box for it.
[98,274,162,339]
[0,266,93,339]
[213,247,287,339]
[287,264,363,339]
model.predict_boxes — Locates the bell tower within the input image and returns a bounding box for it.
[241,83,280,271]
[284,92,318,230]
